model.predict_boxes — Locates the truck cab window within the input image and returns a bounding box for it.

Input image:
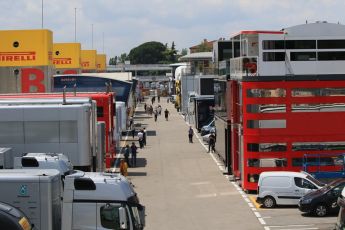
[100,205,121,229]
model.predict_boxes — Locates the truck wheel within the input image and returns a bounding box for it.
[262,196,276,208]
[314,204,328,217]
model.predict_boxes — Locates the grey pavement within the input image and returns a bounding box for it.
[126,98,261,230]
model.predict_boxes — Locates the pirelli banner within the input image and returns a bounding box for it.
[81,50,97,73]
[53,43,81,75]
[0,29,54,93]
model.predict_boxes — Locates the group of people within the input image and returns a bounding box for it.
[137,128,147,148]
[188,126,216,153]
[119,141,138,176]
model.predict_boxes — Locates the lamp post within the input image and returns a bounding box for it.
[91,24,94,49]
[74,8,77,42]
[41,0,44,28]
[102,32,105,53]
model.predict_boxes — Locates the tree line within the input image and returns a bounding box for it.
[109,40,213,65]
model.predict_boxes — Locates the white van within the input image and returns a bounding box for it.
[256,171,324,208]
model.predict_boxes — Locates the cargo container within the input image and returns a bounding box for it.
[0,104,92,171]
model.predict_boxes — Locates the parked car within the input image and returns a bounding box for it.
[298,178,345,217]
[256,171,324,208]
[200,119,215,136]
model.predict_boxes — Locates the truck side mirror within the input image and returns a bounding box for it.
[119,207,128,229]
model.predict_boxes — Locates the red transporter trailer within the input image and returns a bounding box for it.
[0,92,116,167]
[228,22,345,191]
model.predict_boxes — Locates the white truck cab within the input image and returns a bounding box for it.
[63,171,145,230]
[0,169,145,230]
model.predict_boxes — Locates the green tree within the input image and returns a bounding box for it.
[109,56,118,65]
[195,40,212,52]
[180,48,188,56]
[128,41,167,64]
[118,53,128,63]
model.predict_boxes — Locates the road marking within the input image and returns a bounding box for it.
[190,181,210,186]
[249,195,262,209]
[268,225,316,228]
[265,224,318,230]
[196,193,217,198]
[258,217,266,225]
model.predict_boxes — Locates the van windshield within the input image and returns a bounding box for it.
[306,175,325,187]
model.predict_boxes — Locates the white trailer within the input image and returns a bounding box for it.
[0,104,92,171]
[117,101,127,132]
[0,98,99,169]
[115,101,127,148]
[0,147,13,169]
[0,169,145,230]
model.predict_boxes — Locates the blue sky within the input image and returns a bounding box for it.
[0,0,344,60]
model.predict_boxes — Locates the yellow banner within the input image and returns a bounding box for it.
[96,54,107,72]
[0,29,53,66]
[81,50,97,70]
[53,43,81,69]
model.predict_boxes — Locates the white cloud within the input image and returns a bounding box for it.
[1,0,345,60]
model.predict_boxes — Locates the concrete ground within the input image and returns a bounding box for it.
[122,97,261,230]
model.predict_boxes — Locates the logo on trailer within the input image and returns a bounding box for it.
[81,61,90,67]
[53,58,72,65]
[19,185,28,197]
[0,51,36,62]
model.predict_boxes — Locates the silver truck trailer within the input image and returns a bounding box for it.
[0,104,92,171]
[0,97,100,171]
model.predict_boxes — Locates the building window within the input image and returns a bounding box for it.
[290,52,316,61]
[318,40,345,49]
[247,104,286,113]
[292,103,345,112]
[292,141,345,151]
[292,157,335,167]
[247,88,286,98]
[285,40,316,49]
[247,119,286,129]
[263,52,285,61]
[247,158,287,167]
[247,143,287,152]
[318,51,345,61]
[292,88,345,97]
[262,40,285,50]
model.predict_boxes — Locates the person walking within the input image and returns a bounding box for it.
[143,128,147,146]
[130,142,138,167]
[157,105,162,115]
[144,103,147,114]
[128,116,133,130]
[164,109,169,121]
[208,132,216,153]
[154,110,158,122]
[188,126,194,143]
[137,130,144,148]
[158,95,160,103]
[124,145,131,167]
[131,127,136,139]
[119,159,128,176]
